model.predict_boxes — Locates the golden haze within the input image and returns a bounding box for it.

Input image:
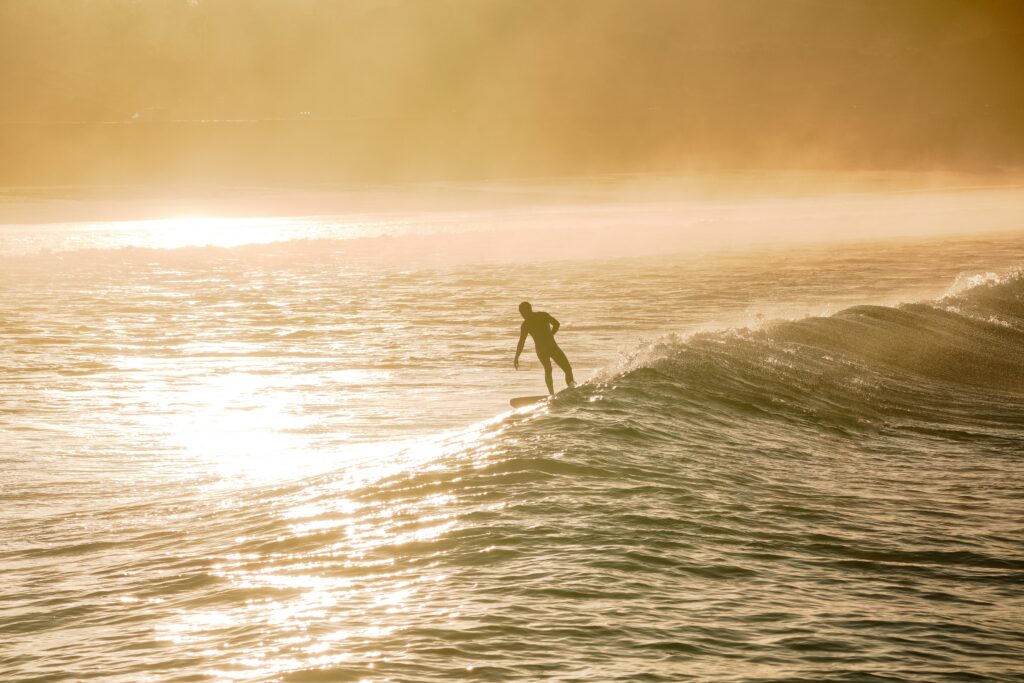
[0,0,1022,187]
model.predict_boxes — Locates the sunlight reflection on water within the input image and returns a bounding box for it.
[152,414,511,680]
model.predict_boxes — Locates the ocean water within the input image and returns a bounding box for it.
[2,211,1024,682]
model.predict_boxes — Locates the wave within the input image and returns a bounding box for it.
[540,269,1024,443]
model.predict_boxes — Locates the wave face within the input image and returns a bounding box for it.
[595,270,1024,435]
[3,235,1024,682]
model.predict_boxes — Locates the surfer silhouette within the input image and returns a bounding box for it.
[514,301,575,395]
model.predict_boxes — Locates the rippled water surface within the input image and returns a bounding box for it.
[2,217,1024,682]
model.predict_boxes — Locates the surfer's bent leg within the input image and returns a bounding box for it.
[550,345,575,388]
[538,354,555,395]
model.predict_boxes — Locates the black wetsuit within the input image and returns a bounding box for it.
[520,311,574,391]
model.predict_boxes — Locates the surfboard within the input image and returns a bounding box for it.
[510,395,549,408]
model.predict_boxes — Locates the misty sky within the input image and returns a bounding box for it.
[1,0,1022,185]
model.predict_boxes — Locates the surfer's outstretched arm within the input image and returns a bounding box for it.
[548,314,560,335]
[514,326,527,369]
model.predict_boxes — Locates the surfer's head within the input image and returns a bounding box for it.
[518,301,532,318]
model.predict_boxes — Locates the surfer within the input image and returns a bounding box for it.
[514,301,575,395]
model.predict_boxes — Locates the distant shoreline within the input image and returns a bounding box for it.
[2,169,1022,226]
